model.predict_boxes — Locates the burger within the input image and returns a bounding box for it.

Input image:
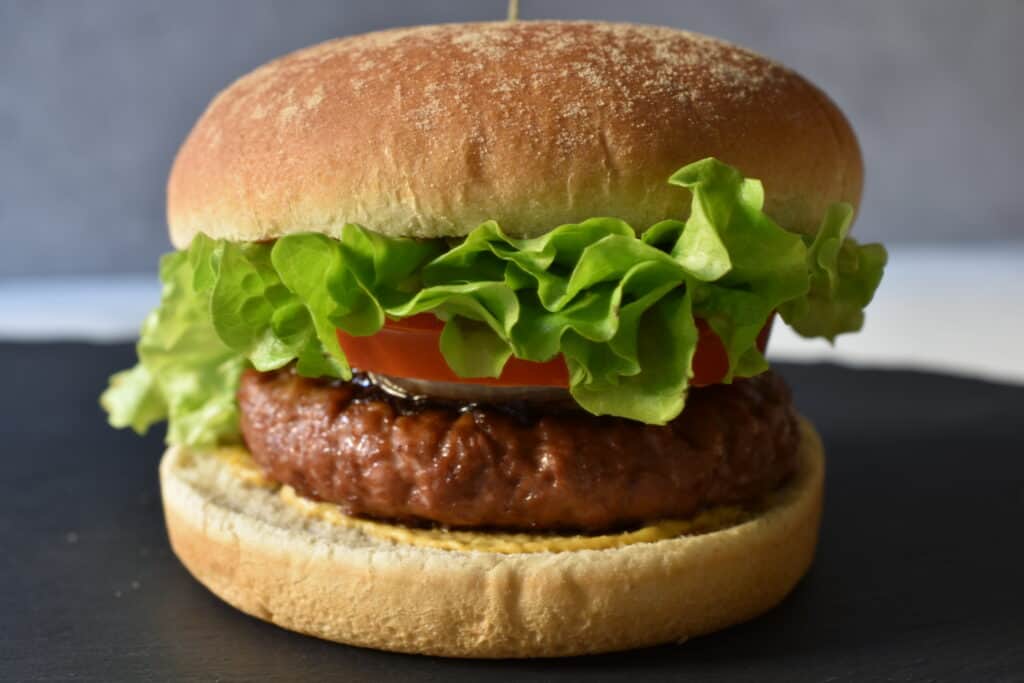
[102,21,886,657]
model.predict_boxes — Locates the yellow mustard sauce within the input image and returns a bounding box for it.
[214,447,750,554]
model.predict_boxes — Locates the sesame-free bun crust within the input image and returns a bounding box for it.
[167,21,862,248]
[160,416,824,658]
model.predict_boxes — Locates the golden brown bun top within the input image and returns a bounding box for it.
[167,21,862,248]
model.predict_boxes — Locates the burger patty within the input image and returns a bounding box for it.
[237,368,800,533]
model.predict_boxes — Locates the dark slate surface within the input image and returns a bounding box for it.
[1,342,1022,682]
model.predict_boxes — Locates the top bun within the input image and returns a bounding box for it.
[167,21,862,249]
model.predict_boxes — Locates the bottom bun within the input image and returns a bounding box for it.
[161,416,824,658]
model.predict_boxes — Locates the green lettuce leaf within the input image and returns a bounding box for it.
[669,159,810,379]
[779,203,888,340]
[403,218,696,420]
[101,249,245,446]
[102,157,886,446]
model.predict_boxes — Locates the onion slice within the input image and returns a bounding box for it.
[367,372,574,404]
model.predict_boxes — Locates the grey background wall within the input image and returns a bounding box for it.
[2,0,1021,277]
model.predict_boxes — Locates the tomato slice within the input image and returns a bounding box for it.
[336,313,773,388]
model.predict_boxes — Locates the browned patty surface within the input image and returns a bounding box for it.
[237,369,800,533]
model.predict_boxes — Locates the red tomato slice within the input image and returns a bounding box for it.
[336,313,773,388]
